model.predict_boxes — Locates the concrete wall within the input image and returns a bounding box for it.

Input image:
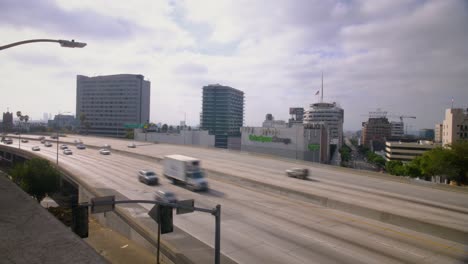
[135,129,215,147]
[240,124,329,163]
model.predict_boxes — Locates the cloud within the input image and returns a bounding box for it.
[0,0,141,40]
[0,0,467,131]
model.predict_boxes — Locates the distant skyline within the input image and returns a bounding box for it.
[1,0,467,131]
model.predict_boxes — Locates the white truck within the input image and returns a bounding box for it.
[163,155,209,191]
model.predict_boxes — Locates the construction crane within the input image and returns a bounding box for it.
[398,115,416,122]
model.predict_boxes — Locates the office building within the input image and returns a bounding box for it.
[361,117,392,151]
[240,122,329,163]
[419,129,435,140]
[201,84,244,148]
[304,102,344,146]
[76,74,150,137]
[385,141,436,162]
[303,75,344,147]
[442,108,468,145]
[2,111,13,132]
[390,121,404,138]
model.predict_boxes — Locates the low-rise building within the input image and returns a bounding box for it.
[48,114,78,130]
[240,123,329,163]
[384,141,436,162]
[434,123,443,143]
[442,108,468,145]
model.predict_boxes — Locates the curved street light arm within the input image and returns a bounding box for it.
[0,39,86,50]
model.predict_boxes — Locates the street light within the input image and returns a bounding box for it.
[0,39,87,50]
[0,38,86,163]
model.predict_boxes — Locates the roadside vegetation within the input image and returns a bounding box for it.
[10,158,60,202]
[386,141,468,185]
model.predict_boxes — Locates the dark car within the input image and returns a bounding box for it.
[138,170,159,185]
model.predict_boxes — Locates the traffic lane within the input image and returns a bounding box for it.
[30,144,468,264]
[170,175,468,264]
[11,137,468,228]
[4,142,468,263]
[61,136,468,209]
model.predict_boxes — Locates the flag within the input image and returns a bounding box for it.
[315,90,320,95]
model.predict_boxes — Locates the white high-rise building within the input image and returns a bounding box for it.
[76,74,150,137]
[303,74,344,147]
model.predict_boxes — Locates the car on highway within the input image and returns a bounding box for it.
[21,139,29,143]
[154,190,177,204]
[99,149,111,155]
[76,144,86,149]
[50,135,58,139]
[44,142,53,147]
[285,168,309,179]
[31,146,40,151]
[3,138,13,144]
[60,144,68,150]
[63,149,73,155]
[40,138,46,144]
[74,139,83,144]
[137,170,159,185]
[128,143,136,148]
[101,144,111,149]
[38,136,45,140]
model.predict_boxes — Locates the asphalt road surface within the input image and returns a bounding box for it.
[3,136,468,263]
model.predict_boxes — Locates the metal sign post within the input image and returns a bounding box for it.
[87,197,221,264]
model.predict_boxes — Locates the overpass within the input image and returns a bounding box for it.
[1,134,467,263]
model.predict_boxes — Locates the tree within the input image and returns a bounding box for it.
[125,129,134,139]
[10,158,60,202]
[162,124,168,132]
[447,141,468,184]
[386,160,404,176]
[339,145,351,162]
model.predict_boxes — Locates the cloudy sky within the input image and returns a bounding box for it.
[1,0,467,131]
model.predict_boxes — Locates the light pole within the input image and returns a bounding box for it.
[0,39,86,160]
[0,39,86,50]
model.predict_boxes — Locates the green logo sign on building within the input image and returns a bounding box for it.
[308,144,320,151]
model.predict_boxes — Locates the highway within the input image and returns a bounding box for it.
[2,136,468,263]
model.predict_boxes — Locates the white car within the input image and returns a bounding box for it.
[31,146,40,151]
[101,144,111,149]
[44,142,53,147]
[63,149,73,155]
[128,143,136,148]
[60,144,68,150]
[21,139,29,143]
[154,190,177,204]
[99,149,111,155]
[285,168,309,179]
